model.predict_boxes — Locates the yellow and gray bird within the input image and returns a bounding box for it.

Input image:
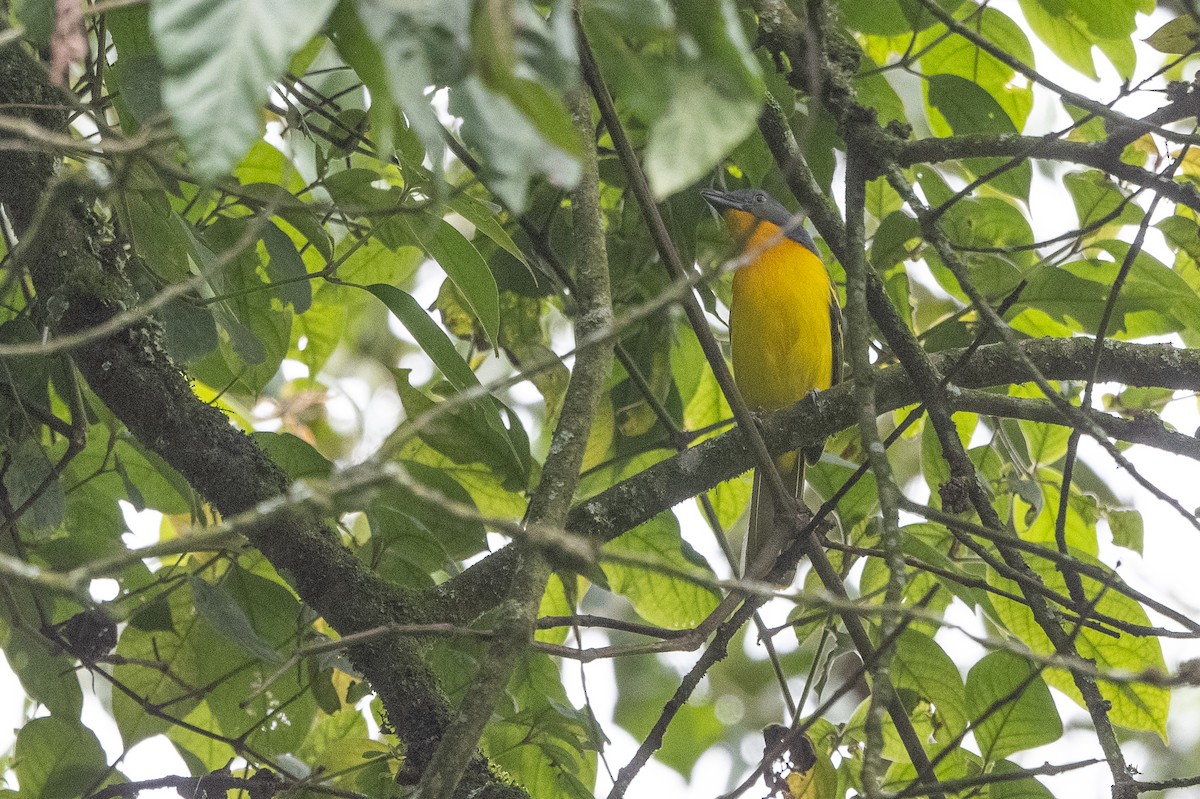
[701,187,843,574]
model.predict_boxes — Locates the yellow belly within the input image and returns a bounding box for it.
[730,239,833,411]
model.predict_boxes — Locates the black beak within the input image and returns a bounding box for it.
[701,188,741,213]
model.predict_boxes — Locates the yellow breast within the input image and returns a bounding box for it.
[729,227,833,411]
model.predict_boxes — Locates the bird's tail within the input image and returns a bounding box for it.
[745,440,824,580]
[745,449,804,579]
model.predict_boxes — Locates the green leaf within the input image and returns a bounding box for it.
[3,435,64,536]
[484,653,599,799]
[601,512,720,629]
[261,221,313,313]
[392,369,530,490]
[160,297,220,363]
[297,707,370,765]
[367,463,488,582]
[645,67,761,198]
[919,8,1034,133]
[900,524,996,614]
[840,0,918,36]
[195,218,293,393]
[857,68,908,128]
[14,717,108,799]
[658,702,725,779]
[1017,468,1099,557]
[1094,241,1200,336]
[1063,0,1146,41]
[1064,170,1143,234]
[452,75,581,212]
[1018,0,1098,79]
[404,215,501,346]
[0,319,51,399]
[1017,406,1071,467]
[152,0,338,179]
[116,182,197,283]
[63,426,193,517]
[399,438,529,522]
[364,284,479,391]
[1144,15,1200,55]
[201,566,315,755]
[497,77,582,159]
[925,75,1031,199]
[251,431,333,479]
[113,587,226,744]
[988,554,1169,739]
[642,0,764,198]
[1011,250,1200,340]
[351,0,470,169]
[3,629,84,720]
[190,576,284,664]
[700,475,752,538]
[966,650,1063,762]
[1107,509,1144,553]
[990,759,1056,799]
[239,182,334,263]
[106,5,165,128]
[11,0,54,47]
[232,140,307,191]
[1096,33,1136,81]
[889,629,968,741]
[335,235,424,287]
[807,456,879,532]
[535,572,574,645]
[446,192,530,267]
[870,211,921,270]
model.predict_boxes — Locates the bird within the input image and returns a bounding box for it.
[701,187,843,577]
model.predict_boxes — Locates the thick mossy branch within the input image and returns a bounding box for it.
[455,338,1200,586]
[0,40,509,794]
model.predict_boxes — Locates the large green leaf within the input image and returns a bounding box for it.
[966,649,1062,762]
[352,0,470,167]
[112,588,223,745]
[1064,170,1143,236]
[1018,0,1099,79]
[452,75,582,212]
[889,629,968,742]
[3,628,83,721]
[919,7,1034,132]
[483,653,599,799]
[644,0,764,197]
[152,0,338,178]
[3,435,64,536]
[926,75,1031,199]
[14,717,108,799]
[189,575,284,664]
[602,511,720,629]
[364,284,478,391]
[404,214,501,345]
[194,219,293,393]
[392,369,530,491]
[365,284,530,486]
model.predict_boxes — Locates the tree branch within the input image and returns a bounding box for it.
[414,60,616,799]
[0,38,503,795]
[562,338,1200,545]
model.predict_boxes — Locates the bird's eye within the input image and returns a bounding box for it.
[754,192,766,203]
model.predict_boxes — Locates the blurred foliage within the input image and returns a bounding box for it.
[1,0,1198,797]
